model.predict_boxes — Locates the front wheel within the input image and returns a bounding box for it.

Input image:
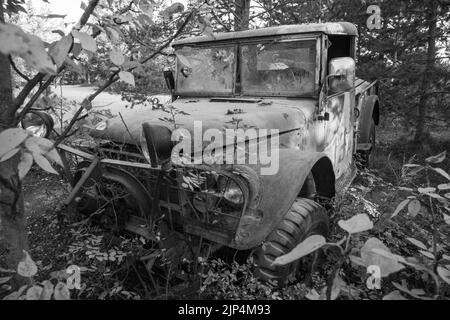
[253,198,329,286]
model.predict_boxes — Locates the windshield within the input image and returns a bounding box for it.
[240,40,317,96]
[176,45,236,95]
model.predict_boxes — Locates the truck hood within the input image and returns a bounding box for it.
[90,97,317,148]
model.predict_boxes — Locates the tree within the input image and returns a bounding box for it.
[0,0,213,286]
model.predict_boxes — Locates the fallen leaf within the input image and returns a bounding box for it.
[425,151,446,164]
[273,235,326,266]
[437,266,450,285]
[361,238,405,277]
[407,200,421,217]
[382,290,408,300]
[391,199,410,218]
[17,250,38,278]
[26,286,43,300]
[54,282,70,300]
[406,238,427,250]
[338,214,373,234]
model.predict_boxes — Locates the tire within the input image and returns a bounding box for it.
[254,198,329,286]
[21,111,54,139]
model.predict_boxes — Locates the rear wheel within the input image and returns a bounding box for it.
[361,119,376,168]
[254,198,329,286]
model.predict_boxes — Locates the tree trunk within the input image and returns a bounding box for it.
[235,0,250,31]
[0,0,29,279]
[414,0,438,143]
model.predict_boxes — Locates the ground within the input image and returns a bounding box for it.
[1,87,449,300]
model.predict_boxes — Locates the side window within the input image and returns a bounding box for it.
[327,35,355,71]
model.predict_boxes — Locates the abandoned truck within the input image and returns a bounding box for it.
[57,22,380,285]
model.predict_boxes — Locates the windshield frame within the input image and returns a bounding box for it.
[173,34,322,98]
[239,37,320,98]
[174,43,238,97]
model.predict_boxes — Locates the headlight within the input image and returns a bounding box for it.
[219,178,244,206]
[95,121,108,131]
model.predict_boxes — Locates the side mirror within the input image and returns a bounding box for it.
[327,57,355,94]
[163,70,175,91]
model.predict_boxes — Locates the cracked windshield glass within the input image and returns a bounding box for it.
[241,40,317,96]
[176,45,236,95]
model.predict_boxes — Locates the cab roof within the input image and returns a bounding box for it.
[172,22,358,46]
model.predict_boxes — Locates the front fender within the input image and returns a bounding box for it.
[233,149,335,249]
[71,163,153,219]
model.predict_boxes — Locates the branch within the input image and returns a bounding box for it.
[11,0,100,114]
[55,11,195,146]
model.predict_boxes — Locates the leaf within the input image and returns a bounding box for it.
[437,267,450,285]
[26,286,43,300]
[24,136,53,154]
[438,183,450,191]
[40,280,54,300]
[33,153,58,174]
[17,250,38,277]
[391,199,410,218]
[443,214,450,225]
[45,148,63,167]
[49,35,73,68]
[407,199,421,217]
[272,235,326,266]
[54,282,70,300]
[425,151,446,164]
[64,57,83,74]
[360,238,405,277]
[0,276,12,285]
[419,250,435,260]
[326,274,345,300]
[418,187,436,194]
[305,289,321,300]
[424,192,445,200]
[338,214,373,234]
[431,167,450,182]
[0,147,20,162]
[406,238,427,250]
[197,14,214,38]
[18,152,33,180]
[372,248,407,264]
[119,71,135,86]
[81,98,93,111]
[105,26,121,42]
[392,282,433,300]
[110,47,125,66]
[3,285,28,300]
[349,255,366,267]
[72,30,97,52]
[176,53,191,68]
[382,290,408,300]
[410,289,426,296]
[0,128,28,159]
[160,2,184,19]
[140,0,155,19]
[0,23,56,74]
